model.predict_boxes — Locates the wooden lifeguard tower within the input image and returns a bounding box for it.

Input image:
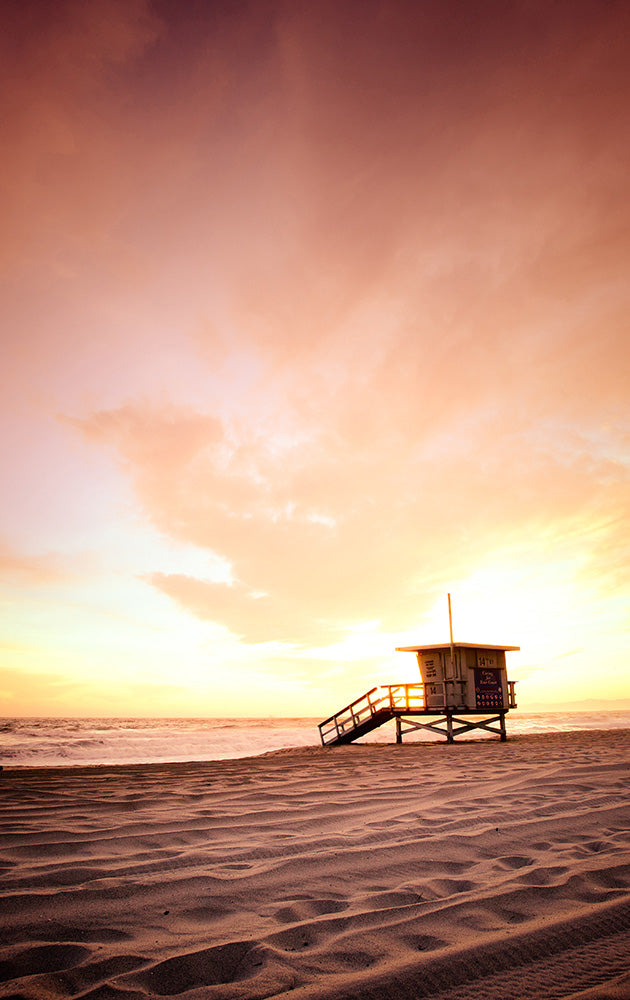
[319,596,519,746]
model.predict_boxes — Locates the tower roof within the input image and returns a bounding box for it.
[396,642,520,652]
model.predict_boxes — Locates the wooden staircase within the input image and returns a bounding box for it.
[318,684,425,746]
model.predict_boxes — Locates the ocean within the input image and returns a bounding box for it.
[2,711,630,768]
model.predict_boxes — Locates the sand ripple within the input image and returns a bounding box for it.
[1,729,629,999]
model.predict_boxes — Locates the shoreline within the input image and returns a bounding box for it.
[2,725,629,774]
[1,729,629,999]
[4,712,630,771]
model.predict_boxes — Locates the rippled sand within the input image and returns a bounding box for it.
[1,729,629,999]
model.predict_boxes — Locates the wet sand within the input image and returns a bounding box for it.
[1,728,629,999]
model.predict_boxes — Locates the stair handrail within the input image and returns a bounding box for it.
[319,686,380,742]
[318,683,426,744]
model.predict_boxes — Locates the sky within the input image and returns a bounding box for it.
[1,0,629,718]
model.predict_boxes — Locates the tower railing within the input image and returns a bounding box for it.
[508,680,517,708]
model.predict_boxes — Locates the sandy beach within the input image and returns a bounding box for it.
[1,728,629,999]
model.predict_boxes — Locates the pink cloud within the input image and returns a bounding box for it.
[0,542,72,585]
[69,386,630,645]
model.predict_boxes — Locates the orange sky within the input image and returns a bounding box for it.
[1,0,629,717]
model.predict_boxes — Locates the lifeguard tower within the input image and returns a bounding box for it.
[318,596,519,745]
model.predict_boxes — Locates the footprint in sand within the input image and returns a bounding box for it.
[361,889,422,909]
[0,943,91,981]
[127,940,266,994]
[496,854,534,870]
[273,897,349,924]
[516,864,569,886]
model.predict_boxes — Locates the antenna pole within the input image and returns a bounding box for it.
[448,593,455,681]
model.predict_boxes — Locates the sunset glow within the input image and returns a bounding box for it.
[2,0,629,717]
